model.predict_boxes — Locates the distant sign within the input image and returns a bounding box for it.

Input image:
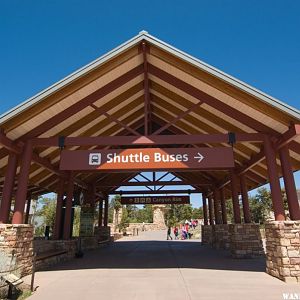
[59,147,234,171]
[121,196,190,205]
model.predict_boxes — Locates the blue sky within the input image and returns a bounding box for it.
[1,1,300,207]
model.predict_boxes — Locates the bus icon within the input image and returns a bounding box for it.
[89,153,101,165]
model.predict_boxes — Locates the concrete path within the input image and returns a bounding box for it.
[25,230,300,300]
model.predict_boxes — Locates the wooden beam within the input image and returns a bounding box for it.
[96,181,211,187]
[31,132,265,147]
[142,42,150,135]
[110,189,200,195]
[17,65,144,141]
[148,63,282,136]
[153,100,203,135]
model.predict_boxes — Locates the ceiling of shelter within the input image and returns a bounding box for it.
[0,32,300,199]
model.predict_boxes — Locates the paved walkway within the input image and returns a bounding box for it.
[25,230,300,300]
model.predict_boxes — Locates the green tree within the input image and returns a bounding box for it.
[108,195,122,223]
[118,208,129,233]
[225,199,234,223]
[165,204,194,226]
[136,205,153,223]
[34,197,56,237]
[249,187,272,224]
[191,207,203,219]
[36,197,56,227]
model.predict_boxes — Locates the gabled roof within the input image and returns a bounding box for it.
[0,31,299,198]
[1,30,300,124]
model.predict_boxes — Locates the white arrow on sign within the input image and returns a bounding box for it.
[194,152,205,162]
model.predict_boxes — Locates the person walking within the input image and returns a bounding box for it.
[174,226,179,240]
[167,226,173,240]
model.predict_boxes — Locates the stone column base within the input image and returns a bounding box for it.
[265,221,300,283]
[98,226,111,241]
[0,224,33,277]
[229,224,264,258]
[213,224,231,250]
[201,225,213,245]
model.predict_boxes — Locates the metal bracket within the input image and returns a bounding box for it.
[228,132,236,146]
[58,136,65,150]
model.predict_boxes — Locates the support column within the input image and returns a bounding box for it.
[103,194,109,227]
[201,193,213,245]
[207,195,214,225]
[220,188,227,224]
[266,221,300,283]
[213,189,222,224]
[240,174,251,223]
[264,137,285,221]
[0,153,18,223]
[63,172,74,240]
[279,146,300,220]
[202,193,208,225]
[230,170,241,224]
[12,141,33,224]
[98,199,103,227]
[53,179,65,240]
[24,194,31,224]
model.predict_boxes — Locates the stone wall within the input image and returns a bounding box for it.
[213,224,231,250]
[33,236,106,271]
[201,225,213,245]
[0,224,33,278]
[95,226,111,241]
[265,221,300,283]
[229,224,264,258]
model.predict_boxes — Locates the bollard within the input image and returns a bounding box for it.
[31,253,37,292]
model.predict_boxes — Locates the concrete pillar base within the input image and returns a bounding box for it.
[201,225,213,245]
[0,224,33,277]
[212,224,231,250]
[265,221,300,283]
[229,224,264,258]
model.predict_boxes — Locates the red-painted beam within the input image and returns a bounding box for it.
[153,100,203,135]
[148,63,281,136]
[0,132,88,190]
[142,42,150,136]
[31,132,265,147]
[213,125,300,193]
[110,189,200,195]
[97,181,211,187]
[275,124,300,150]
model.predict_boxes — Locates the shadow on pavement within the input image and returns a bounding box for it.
[42,240,266,273]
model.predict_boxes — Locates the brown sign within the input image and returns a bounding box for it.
[121,196,190,205]
[59,147,234,171]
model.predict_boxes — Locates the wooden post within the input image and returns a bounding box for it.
[230,170,241,224]
[208,195,214,225]
[240,174,251,223]
[24,194,32,224]
[12,141,33,224]
[53,179,65,239]
[213,189,222,224]
[279,146,300,220]
[98,199,103,227]
[103,194,109,227]
[63,172,74,240]
[0,153,18,223]
[220,188,227,224]
[202,193,208,225]
[264,137,285,221]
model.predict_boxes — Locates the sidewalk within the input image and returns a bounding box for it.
[25,230,300,300]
